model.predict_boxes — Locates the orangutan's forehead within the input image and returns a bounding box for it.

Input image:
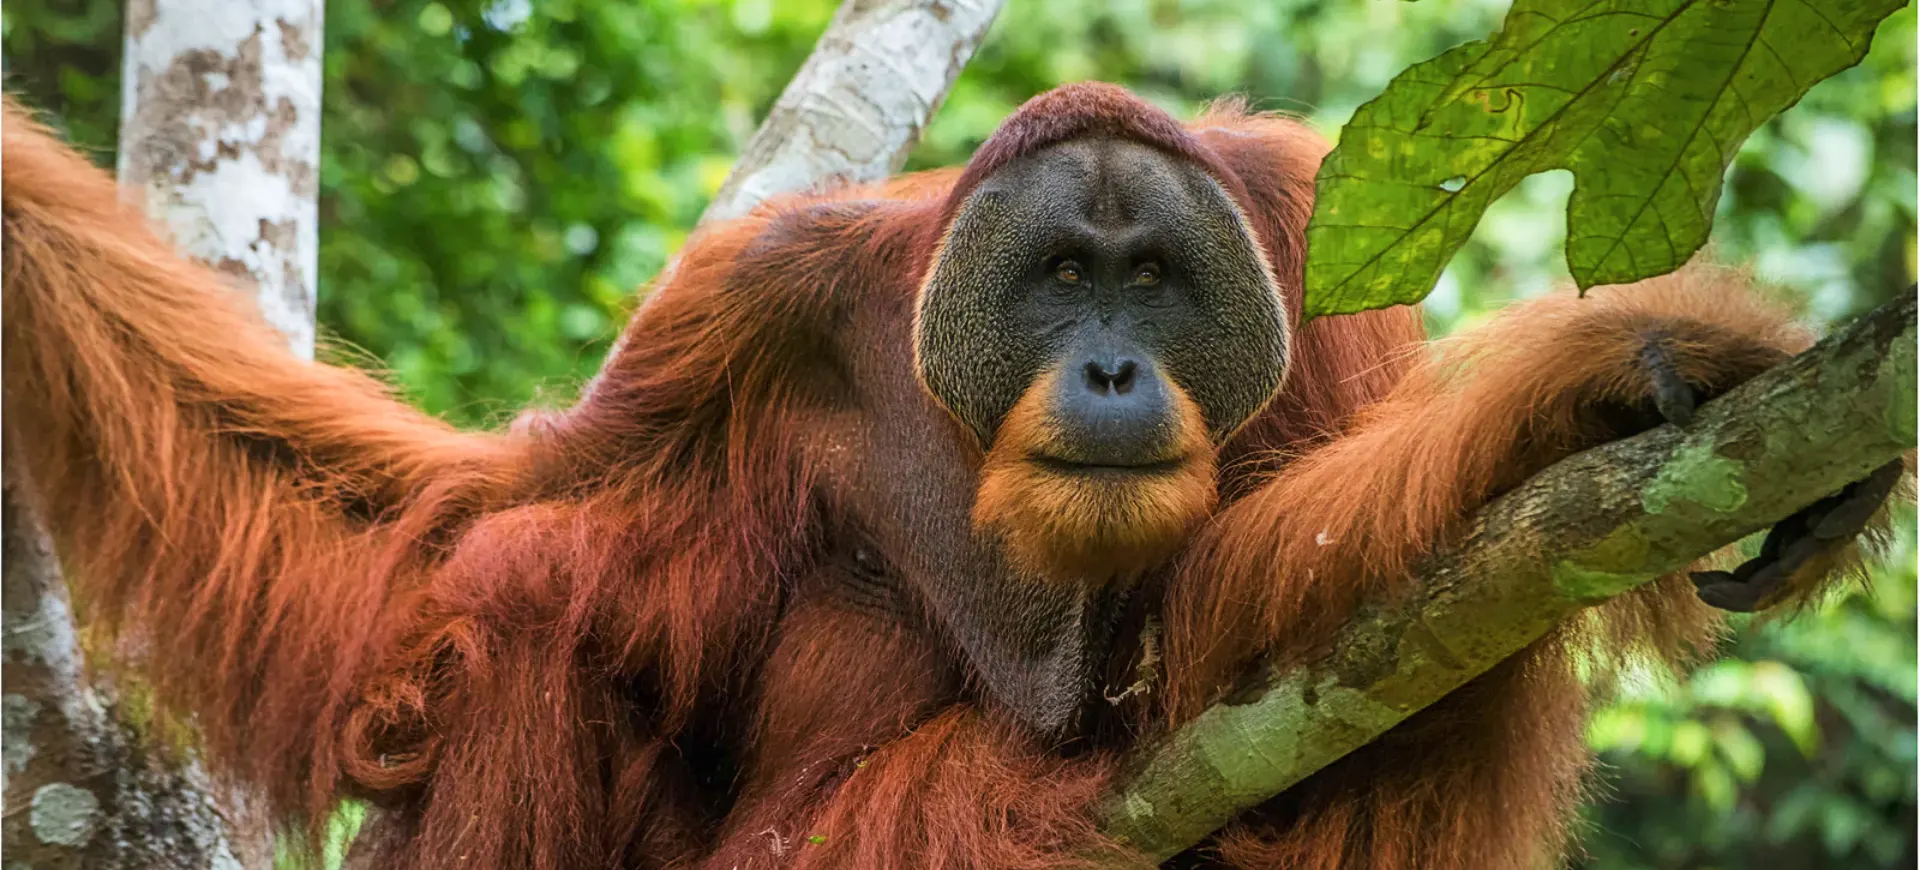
[973,137,1217,227]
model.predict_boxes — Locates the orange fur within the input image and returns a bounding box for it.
[973,367,1218,582]
[1160,267,1890,869]
[787,709,1135,870]
[5,98,826,868]
[701,589,958,869]
[5,98,524,842]
[1166,268,1816,710]
[3,81,1896,870]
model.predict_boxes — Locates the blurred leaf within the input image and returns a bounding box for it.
[1588,705,1650,753]
[1768,784,1824,843]
[1711,720,1765,783]
[1670,720,1712,767]
[1748,660,1818,756]
[1821,799,1867,855]
[1695,761,1737,813]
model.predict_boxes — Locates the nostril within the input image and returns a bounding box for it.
[1082,359,1139,396]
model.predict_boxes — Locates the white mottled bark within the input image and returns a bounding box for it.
[699,0,1004,223]
[118,0,325,358]
[115,0,327,860]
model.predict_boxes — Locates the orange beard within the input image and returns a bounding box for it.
[971,367,1218,583]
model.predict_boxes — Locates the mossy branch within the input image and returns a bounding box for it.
[1099,293,1918,861]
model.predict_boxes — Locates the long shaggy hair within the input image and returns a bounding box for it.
[3,84,1889,870]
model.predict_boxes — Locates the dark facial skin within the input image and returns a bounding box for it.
[778,137,1290,739]
[866,136,1290,734]
[916,137,1289,459]
[1033,240,1189,470]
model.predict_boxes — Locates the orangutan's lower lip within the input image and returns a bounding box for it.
[1027,455,1187,476]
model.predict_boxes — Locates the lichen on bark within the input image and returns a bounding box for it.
[1099,294,1918,861]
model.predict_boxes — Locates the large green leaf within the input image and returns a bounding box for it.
[1303,0,1908,318]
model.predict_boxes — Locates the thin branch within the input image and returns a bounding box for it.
[605,0,1003,383]
[1099,294,1918,861]
[699,0,1004,224]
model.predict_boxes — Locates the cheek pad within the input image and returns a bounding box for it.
[913,189,1057,447]
[1151,186,1291,440]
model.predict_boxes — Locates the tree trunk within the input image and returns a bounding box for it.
[0,2,324,867]
[118,0,325,357]
[2,471,253,870]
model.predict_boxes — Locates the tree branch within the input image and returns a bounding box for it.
[607,0,1003,385]
[698,0,1003,224]
[1099,293,1918,861]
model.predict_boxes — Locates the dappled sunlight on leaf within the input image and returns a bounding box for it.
[1304,0,1907,317]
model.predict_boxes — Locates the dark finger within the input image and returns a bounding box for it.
[1755,523,1788,564]
[1812,461,1904,541]
[1737,560,1790,607]
[1693,572,1764,612]
[1770,535,1822,579]
[1640,340,1697,427]
[1690,569,1738,590]
[1697,530,1824,612]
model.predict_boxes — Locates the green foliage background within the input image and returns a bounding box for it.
[4,1,1914,867]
